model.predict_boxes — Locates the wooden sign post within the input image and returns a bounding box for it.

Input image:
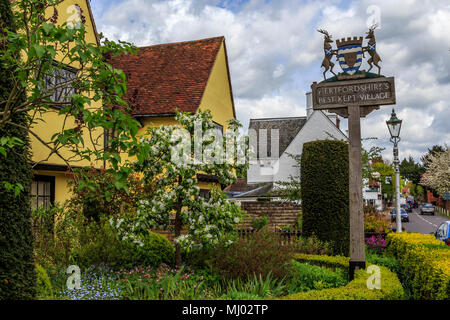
[311,77,396,280]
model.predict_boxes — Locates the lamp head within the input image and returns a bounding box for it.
[386,108,402,139]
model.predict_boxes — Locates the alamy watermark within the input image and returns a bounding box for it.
[366,265,381,290]
[66,265,81,290]
[167,119,280,176]
[366,5,382,29]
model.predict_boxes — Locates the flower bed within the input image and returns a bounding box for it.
[275,254,404,300]
[386,232,450,300]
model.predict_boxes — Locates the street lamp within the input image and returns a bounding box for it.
[386,109,403,233]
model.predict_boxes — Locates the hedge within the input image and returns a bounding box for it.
[0,0,36,299]
[386,232,450,300]
[276,254,404,300]
[35,265,53,299]
[301,140,349,256]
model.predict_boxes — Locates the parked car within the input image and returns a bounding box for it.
[391,208,409,222]
[433,221,450,246]
[401,203,412,213]
[420,203,435,215]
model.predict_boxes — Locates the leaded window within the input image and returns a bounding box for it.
[43,65,78,107]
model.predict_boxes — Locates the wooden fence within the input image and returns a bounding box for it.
[237,229,302,245]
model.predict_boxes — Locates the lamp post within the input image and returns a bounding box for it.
[386,109,403,233]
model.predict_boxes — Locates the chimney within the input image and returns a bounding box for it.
[336,117,340,129]
[306,92,313,119]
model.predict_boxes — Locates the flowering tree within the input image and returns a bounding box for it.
[114,110,248,266]
[422,147,450,198]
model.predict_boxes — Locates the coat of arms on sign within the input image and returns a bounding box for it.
[318,24,382,81]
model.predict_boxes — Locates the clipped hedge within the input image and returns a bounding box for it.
[386,232,450,300]
[0,0,36,299]
[276,254,404,300]
[301,140,349,256]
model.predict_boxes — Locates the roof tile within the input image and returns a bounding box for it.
[108,37,224,116]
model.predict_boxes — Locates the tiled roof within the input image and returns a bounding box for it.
[224,179,274,198]
[224,179,264,193]
[249,117,307,158]
[108,37,224,116]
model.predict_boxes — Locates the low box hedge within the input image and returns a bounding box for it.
[275,254,404,300]
[386,232,450,300]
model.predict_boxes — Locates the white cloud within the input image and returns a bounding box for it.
[93,0,450,162]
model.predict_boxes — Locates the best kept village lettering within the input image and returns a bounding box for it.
[312,77,395,109]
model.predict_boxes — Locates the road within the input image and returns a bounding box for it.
[401,207,450,234]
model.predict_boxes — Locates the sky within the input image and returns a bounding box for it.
[90,0,450,163]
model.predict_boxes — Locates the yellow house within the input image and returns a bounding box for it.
[108,36,237,196]
[29,0,102,208]
[29,1,236,208]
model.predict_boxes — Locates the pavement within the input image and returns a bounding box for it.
[399,207,450,234]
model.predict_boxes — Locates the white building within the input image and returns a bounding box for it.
[362,178,383,210]
[247,92,347,187]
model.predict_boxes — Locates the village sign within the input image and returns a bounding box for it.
[311,24,396,280]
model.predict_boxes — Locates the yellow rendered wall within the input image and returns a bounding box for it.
[30,0,102,168]
[198,42,235,131]
[29,1,101,203]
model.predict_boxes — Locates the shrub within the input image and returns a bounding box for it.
[364,213,390,233]
[251,215,269,231]
[276,254,404,300]
[365,235,386,253]
[286,260,347,294]
[221,272,286,299]
[35,265,53,299]
[68,168,147,222]
[211,228,295,280]
[365,252,401,275]
[72,220,175,269]
[120,265,209,300]
[296,235,333,255]
[0,0,36,299]
[32,204,83,268]
[301,140,349,256]
[386,232,449,300]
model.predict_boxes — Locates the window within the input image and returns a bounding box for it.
[43,64,78,108]
[199,189,211,200]
[31,175,55,210]
[104,127,119,152]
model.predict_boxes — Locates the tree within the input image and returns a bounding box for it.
[400,156,425,185]
[422,148,450,198]
[361,138,385,180]
[0,0,138,298]
[112,110,247,266]
[421,145,446,169]
[272,153,302,202]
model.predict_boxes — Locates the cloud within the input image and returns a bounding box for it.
[92,0,450,162]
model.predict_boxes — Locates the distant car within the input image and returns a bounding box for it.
[433,221,450,246]
[420,203,435,215]
[401,203,412,213]
[391,208,409,222]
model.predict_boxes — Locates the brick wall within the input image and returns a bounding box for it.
[239,201,301,230]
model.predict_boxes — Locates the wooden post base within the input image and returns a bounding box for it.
[349,260,366,281]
